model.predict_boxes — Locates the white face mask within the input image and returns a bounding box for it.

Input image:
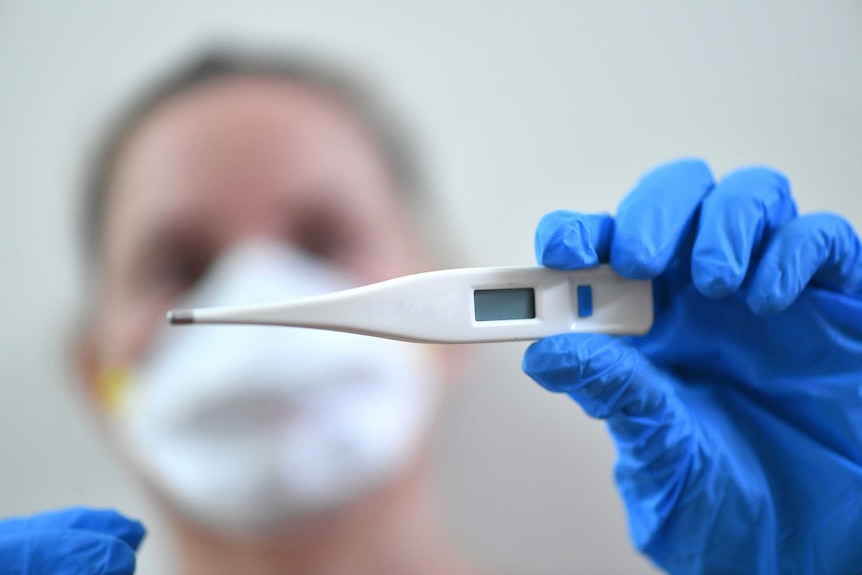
[108,242,439,535]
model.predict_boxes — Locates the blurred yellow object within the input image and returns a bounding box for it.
[96,366,131,413]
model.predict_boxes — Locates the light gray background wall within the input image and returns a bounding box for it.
[1,1,860,574]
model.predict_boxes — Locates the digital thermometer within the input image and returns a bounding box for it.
[167,264,653,343]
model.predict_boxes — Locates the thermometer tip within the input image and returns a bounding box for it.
[167,309,195,325]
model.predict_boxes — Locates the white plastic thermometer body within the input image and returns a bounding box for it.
[168,264,653,343]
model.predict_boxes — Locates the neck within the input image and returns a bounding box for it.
[166,458,476,575]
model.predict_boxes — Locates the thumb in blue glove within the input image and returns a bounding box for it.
[524,332,770,571]
[0,507,146,575]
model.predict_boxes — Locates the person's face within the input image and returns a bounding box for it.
[84,76,429,374]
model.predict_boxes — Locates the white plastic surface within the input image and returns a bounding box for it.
[176,264,654,343]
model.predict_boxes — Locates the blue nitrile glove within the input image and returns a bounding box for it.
[522,159,862,574]
[0,507,145,575]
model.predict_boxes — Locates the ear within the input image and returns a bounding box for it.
[72,323,110,417]
[74,334,98,404]
[71,324,138,464]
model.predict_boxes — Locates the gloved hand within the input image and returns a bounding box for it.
[522,159,862,574]
[0,507,145,575]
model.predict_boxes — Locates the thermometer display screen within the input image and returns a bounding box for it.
[474,288,536,321]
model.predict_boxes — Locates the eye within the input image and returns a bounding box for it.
[155,254,209,291]
[297,223,340,259]
[136,242,212,300]
[292,208,354,262]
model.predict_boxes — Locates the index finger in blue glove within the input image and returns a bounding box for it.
[691,167,797,298]
[0,530,137,575]
[534,211,613,269]
[0,508,145,551]
[747,212,862,314]
[612,158,715,279]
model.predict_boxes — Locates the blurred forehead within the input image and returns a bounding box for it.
[115,74,380,185]
[106,76,396,254]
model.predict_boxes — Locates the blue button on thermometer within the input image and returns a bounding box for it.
[167,265,653,343]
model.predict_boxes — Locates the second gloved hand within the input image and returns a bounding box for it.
[0,507,145,575]
[523,159,862,574]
